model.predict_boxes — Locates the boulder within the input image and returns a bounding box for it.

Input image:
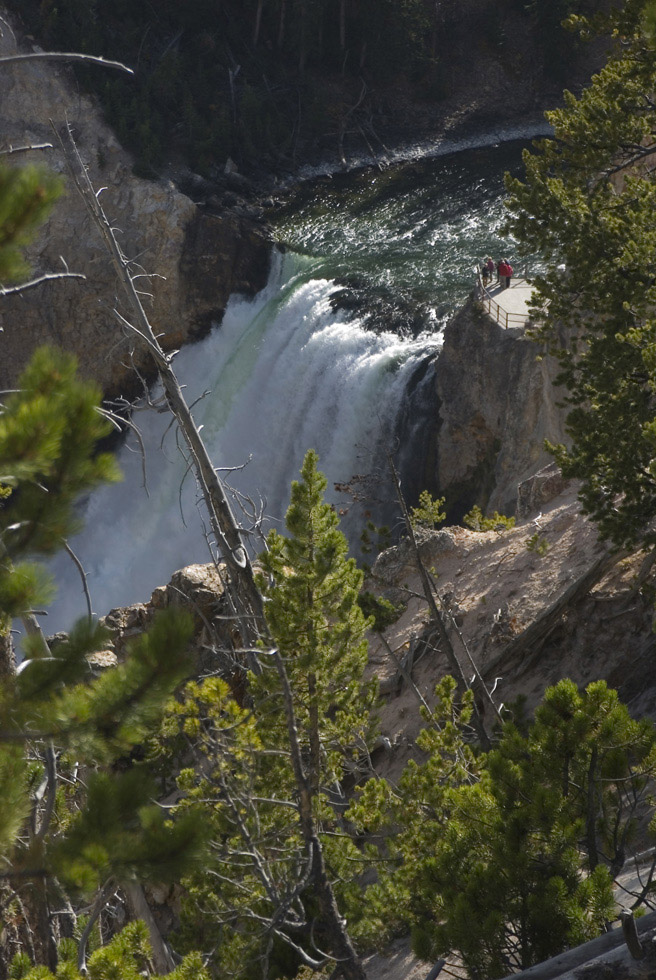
[516,463,570,519]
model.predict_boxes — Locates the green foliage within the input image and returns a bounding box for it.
[167,450,376,976]
[462,504,516,532]
[526,531,549,555]
[0,346,120,566]
[0,165,62,282]
[357,591,404,631]
[360,520,391,557]
[409,490,446,530]
[350,678,655,978]
[0,348,205,964]
[505,0,656,549]
[8,921,210,979]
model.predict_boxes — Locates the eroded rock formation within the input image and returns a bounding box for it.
[432,297,568,519]
[0,11,272,397]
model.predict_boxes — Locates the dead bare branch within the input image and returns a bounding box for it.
[0,142,52,156]
[0,52,134,74]
[63,542,93,622]
[0,272,85,298]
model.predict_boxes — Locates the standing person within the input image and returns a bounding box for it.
[484,256,495,286]
[481,258,490,286]
[499,258,513,289]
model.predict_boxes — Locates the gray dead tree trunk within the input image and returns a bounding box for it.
[496,909,656,980]
[57,124,366,979]
[55,123,268,654]
[387,452,497,749]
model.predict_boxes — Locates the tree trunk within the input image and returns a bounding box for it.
[20,877,58,971]
[298,0,307,73]
[0,625,15,675]
[56,124,269,657]
[253,0,265,46]
[278,0,287,48]
[273,651,366,980]
[123,880,175,975]
[387,453,494,749]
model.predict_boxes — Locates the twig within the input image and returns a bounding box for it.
[0,142,52,156]
[63,542,93,622]
[33,741,57,844]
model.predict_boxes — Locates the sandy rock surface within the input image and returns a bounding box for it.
[362,481,655,980]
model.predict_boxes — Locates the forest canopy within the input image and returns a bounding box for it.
[5,0,605,175]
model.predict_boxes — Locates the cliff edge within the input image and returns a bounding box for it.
[432,296,568,520]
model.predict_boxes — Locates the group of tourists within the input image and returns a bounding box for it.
[481,256,514,289]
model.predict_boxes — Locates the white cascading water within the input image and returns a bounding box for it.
[46,249,441,632]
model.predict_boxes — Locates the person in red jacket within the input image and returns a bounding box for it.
[498,258,513,288]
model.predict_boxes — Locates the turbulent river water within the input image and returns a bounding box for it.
[46,139,533,633]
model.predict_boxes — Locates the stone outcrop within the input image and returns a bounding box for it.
[0,11,272,397]
[100,562,231,676]
[432,297,568,519]
[516,462,569,519]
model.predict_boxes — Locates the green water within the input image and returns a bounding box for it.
[270,141,529,331]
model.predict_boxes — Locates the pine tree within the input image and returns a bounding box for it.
[348,677,655,979]
[0,164,62,284]
[0,156,206,972]
[257,448,373,796]
[8,921,209,980]
[166,450,372,979]
[0,348,206,972]
[504,0,656,548]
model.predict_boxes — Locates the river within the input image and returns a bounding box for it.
[45,139,533,633]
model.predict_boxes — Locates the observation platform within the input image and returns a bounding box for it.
[477,276,537,330]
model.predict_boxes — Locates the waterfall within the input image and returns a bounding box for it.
[46,249,441,633]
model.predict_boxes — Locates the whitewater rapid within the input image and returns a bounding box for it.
[46,250,441,632]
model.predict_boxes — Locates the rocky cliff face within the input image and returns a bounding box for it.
[431,296,568,519]
[0,12,272,397]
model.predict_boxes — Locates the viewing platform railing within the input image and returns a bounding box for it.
[475,266,536,330]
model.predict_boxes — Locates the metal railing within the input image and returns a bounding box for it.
[475,271,532,330]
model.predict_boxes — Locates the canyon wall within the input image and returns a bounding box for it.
[0,11,272,398]
[432,297,568,519]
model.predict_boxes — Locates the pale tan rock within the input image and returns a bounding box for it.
[0,11,271,396]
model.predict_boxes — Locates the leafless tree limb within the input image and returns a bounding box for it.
[63,542,93,621]
[33,741,57,845]
[54,119,268,649]
[0,142,52,156]
[0,52,134,74]
[0,272,85,298]
[77,878,117,975]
